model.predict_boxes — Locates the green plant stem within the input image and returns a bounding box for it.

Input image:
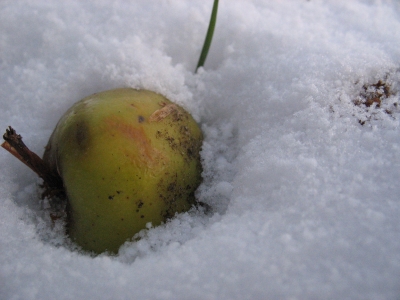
[195,0,219,73]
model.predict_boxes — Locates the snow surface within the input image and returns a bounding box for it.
[1,0,400,299]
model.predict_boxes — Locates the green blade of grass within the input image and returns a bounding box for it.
[195,0,219,73]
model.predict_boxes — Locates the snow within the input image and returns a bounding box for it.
[1,0,400,299]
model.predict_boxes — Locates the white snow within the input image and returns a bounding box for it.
[1,0,400,299]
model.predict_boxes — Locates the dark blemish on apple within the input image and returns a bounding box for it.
[137,200,144,208]
[121,218,124,221]
[138,116,145,123]
[116,190,121,194]
[181,126,189,133]
[167,183,176,191]
[140,215,144,218]
[108,195,114,200]
[75,121,89,150]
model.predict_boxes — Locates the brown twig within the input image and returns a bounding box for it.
[2,126,64,199]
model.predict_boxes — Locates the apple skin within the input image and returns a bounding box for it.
[43,88,203,254]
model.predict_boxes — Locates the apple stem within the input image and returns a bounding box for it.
[2,126,64,199]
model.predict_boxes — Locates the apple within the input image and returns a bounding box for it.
[41,88,203,253]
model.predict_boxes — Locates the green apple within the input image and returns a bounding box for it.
[42,88,203,254]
